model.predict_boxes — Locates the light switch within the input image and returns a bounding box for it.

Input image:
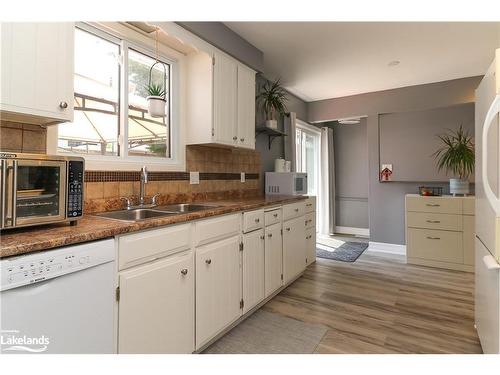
[240,172,245,183]
[190,171,200,185]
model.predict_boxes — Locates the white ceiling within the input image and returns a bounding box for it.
[225,22,500,102]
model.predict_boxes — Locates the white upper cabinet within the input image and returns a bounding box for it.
[186,50,256,150]
[1,23,74,125]
[237,63,256,149]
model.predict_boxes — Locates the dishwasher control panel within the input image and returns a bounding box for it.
[0,239,115,291]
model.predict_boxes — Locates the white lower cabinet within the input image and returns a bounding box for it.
[283,216,307,284]
[265,222,283,297]
[305,227,316,266]
[195,235,242,350]
[242,229,265,314]
[118,250,194,354]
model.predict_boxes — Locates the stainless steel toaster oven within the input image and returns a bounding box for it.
[0,152,84,230]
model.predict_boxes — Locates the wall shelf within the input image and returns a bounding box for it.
[255,126,287,149]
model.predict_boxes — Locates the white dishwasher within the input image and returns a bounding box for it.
[0,239,115,354]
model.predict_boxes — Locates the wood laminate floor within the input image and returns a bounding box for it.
[261,251,482,354]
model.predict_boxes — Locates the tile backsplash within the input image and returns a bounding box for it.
[0,120,46,153]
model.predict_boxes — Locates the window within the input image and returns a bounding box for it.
[296,123,320,196]
[58,25,173,161]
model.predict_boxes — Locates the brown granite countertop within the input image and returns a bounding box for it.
[0,195,307,258]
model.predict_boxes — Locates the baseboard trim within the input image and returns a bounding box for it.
[335,226,370,236]
[368,241,407,256]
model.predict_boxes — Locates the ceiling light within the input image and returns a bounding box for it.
[388,60,400,67]
[338,119,360,125]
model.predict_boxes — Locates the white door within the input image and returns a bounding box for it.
[475,237,500,354]
[118,251,194,354]
[283,216,307,284]
[213,52,238,146]
[237,64,256,149]
[242,229,265,313]
[195,235,242,349]
[306,227,316,265]
[1,23,74,122]
[475,50,500,262]
[265,223,283,297]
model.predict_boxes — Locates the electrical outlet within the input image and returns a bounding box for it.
[240,172,245,183]
[190,171,200,185]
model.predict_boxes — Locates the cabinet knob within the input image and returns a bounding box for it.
[294,208,299,212]
[240,138,245,142]
[268,233,273,238]
[260,235,265,240]
[233,136,238,141]
[286,227,291,232]
[205,259,212,265]
[255,218,260,223]
[59,101,68,109]
[180,268,188,275]
[273,213,278,218]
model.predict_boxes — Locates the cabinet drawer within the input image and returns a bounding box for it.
[118,223,192,270]
[305,197,316,213]
[406,212,462,231]
[463,197,475,215]
[407,228,463,263]
[406,196,462,214]
[283,201,306,221]
[304,212,316,229]
[195,214,240,247]
[242,209,265,233]
[264,208,282,226]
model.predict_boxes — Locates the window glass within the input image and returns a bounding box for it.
[58,28,120,155]
[127,49,170,158]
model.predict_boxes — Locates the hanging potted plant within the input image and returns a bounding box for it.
[432,125,475,196]
[146,82,166,118]
[256,78,288,129]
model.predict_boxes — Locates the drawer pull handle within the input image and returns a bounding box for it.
[260,235,265,240]
[255,218,260,223]
[205,259,212,265]
[273,213,278,218]
[426,236,441,240]
[426,204,441,207]
[426,220,441,223]
[306,203,312,207]
[286,227,291,232]
[268,233,273,238]
[294,208,299,212]
[180,268,188,275]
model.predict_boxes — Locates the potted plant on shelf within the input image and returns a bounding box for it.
[146,83,166,118]
[256,78,288,129]
[433,125,475,196]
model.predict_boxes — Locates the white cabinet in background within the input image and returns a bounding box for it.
[283,216,307,284]
[118,250,194,354]
[186,50,256,150]
[1,22,74,125]
[265,222,283,297]
[242,229,265,314]
[195,235,242,350]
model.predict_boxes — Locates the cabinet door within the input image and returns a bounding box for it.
[196,235,242,349]
[463,215,475,266]
[118,251,194,354]
[242,229,265,314]
[237,64,256,149]
[1,23,74,123]
[283,216,307,284]
[213,52,237,145]
[265,223,283,297]
[306,227,316,265]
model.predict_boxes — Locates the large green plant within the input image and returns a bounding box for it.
[432,125,475,179]
[256,78,288,120]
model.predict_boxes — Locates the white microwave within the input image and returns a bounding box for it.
[265,172,308,196]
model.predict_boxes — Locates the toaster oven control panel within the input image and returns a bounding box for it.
[67,160,84,218]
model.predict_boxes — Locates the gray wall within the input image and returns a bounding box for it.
[176,22,264,72]
[308,76,482,245]
[330,119,369,229]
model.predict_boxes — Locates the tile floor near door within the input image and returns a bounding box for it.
[260,252,482,354]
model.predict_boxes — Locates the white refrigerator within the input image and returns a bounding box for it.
[475,48,500,354]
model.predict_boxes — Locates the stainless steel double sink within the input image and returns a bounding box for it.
[94,203,221,222]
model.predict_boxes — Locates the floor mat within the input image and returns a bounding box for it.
[316,241,368,262]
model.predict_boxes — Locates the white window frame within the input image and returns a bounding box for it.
[47,22,185,171]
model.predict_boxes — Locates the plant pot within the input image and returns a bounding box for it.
[147,96,166,118]
[449,178,470,196]
[266,119,278,129]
